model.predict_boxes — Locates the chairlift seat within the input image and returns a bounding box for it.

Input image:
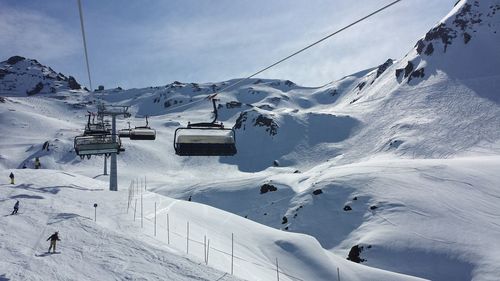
[130,128,156,140]
[174,128,236,156]
[74,135,122,156]
[118,129,131,138]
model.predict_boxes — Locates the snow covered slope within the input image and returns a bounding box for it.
[1,0,499,280]
[0,169,425,281]
[0,56,85,96]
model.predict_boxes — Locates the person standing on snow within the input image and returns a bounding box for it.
[34,157,41,169]
[9,172,14,184]
[11,200,19,215]
[47,231,60,253]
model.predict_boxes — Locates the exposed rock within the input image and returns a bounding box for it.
[370,205,378,210]
[6,56,25,65]
[273,160,280,167]
[463,32,472,43]
[395,68,404,79]
[260,184,278,194]
[356,81,366,91]
[26,82,44,95]
[410,68,425,81]
[424,43,434,55]
[312,189,323,195]
[375,59,394,78]
[343,205,352,211]
[347,245,366,263]
[425,23,457,52]
[68,76,81,90]
[404,61,414,78]
[226,101,242,109]
[416,39,426,55]
[281,216,288,224]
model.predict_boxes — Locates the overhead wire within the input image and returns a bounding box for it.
[161,0,403,114]
[77,0,93,92]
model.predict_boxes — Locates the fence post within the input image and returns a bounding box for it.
[204,235,207,264]
[276,257,279,281]
[141,193,144,228]
[206,239,210,265]
[337,267,340,281]
[186,221,190,254]
[154,201,157,236]
[231,233,234,275]
[134,199,137,221]
[127,183,131,213]
[167,213,170,244]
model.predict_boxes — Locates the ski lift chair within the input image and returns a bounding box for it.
[118,122,131,138]
[74,134,123,159]
[130,116,156,140]
[173,98,237,156]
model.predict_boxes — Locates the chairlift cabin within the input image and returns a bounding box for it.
[129,116,156,140]
[118,122,131,138]
[83,113,110,136]
[174,98,237,156]
[74,134,123,159]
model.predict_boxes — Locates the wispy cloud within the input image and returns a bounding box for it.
[0,4,79,62]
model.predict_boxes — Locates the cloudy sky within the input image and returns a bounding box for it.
[0,0,456,89]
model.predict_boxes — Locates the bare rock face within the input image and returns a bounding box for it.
[260,184,278,194]
[6,56,26,65]
[1,55,86,95]
[68,76,81,90]
[347,245,366,263]
[235,110,279,136]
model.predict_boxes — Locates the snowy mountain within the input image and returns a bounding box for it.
[0,55,85,96]
[1,0,500,280]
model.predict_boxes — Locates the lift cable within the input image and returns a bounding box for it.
[77,0,93,92]
[162,0,403,113]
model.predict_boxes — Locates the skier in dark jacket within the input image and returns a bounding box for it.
[11,200,19,215]
[47,231,60,253]
[9,172,14,184]
[34,157,41,169]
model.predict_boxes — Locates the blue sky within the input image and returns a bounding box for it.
[0,0,456,89]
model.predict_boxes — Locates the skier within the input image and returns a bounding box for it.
[11,200,19,215]
[47,231,60,253]
[9,172,14,184]
[34,157,41,169]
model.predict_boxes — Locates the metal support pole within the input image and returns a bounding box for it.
[104,155,108,175]
[110,115,118,191]
[154,202,157,236]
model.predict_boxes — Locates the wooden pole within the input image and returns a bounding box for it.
[231,233,234,275]
[186,221,190,254]
[167,214,170,244]
[207,239,210,265]
[141,193,143,228]
[276,258,279,281]
[133,199,137,221]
